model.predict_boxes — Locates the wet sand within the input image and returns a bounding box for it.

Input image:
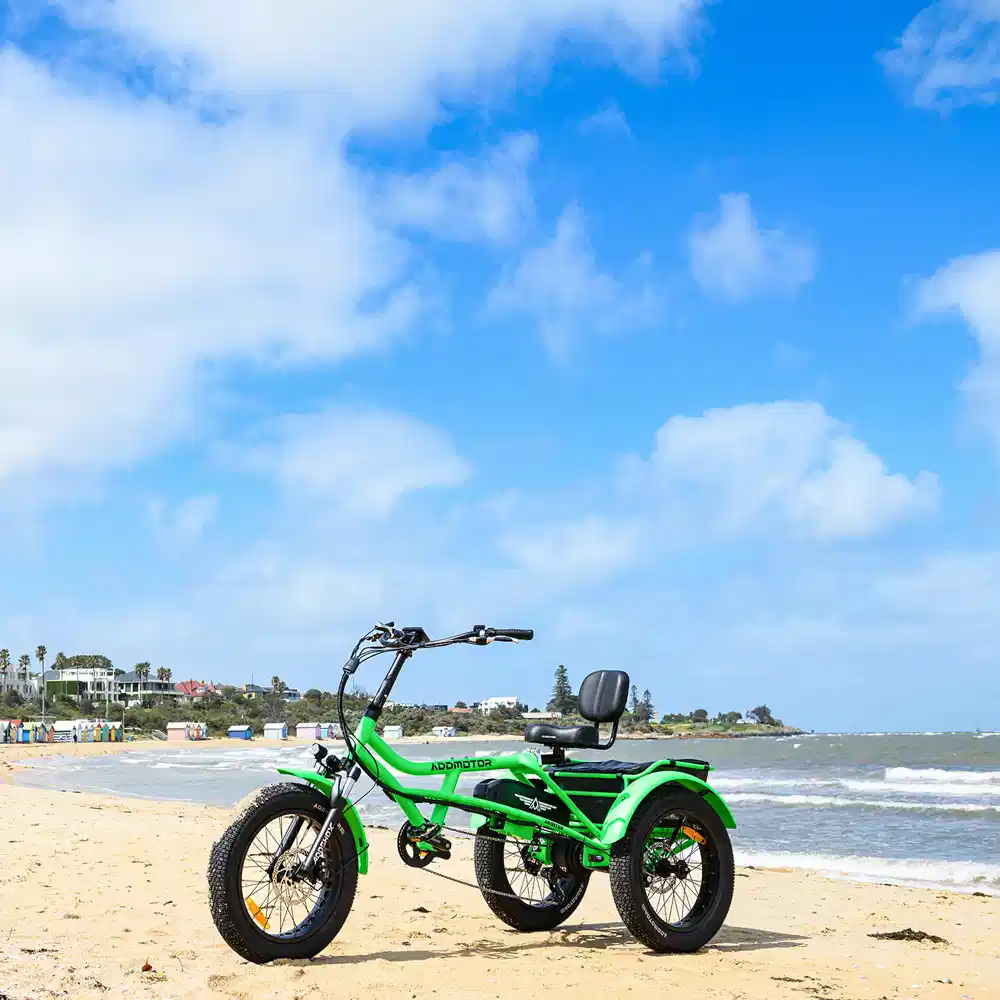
[1,781,997,1000]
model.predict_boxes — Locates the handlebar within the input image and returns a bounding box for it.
[363,621,533,650]
[492,628,534,641]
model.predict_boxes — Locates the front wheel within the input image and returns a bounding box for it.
[609,787,734,952]
[474,829,590,931]
[207,782,359,963]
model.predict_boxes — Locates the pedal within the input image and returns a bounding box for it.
[397,822,452,866]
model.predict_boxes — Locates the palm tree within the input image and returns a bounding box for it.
[36,646,47,719]
[270,675,287,695]
[155,667,173,703]
[0,649,9,698]
[134,662,151,706]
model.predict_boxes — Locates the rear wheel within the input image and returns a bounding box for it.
[474,829,590,931]
[207,782,358,963]
[609,787,733,952]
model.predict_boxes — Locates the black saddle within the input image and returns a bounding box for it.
[524,669,629,751]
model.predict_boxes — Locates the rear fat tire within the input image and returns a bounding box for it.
[207,782,358,963]
[474,830,590,931]
[609,787,734,953]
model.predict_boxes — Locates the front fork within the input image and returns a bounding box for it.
[292,763,363,879]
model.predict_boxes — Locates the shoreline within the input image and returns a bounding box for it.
[0,780,997,999]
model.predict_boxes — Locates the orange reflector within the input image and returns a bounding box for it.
[246,897,270,930]
[681,826,706,845]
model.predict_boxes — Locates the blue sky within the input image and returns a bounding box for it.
[1,1,999,732]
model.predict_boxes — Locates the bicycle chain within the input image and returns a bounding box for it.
[410,822,555,901]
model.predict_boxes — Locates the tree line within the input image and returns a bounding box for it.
[546,663,782,729]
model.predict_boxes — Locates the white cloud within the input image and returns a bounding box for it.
[688,193,816,300]
[880,0,1000,111]
[0,1,709,492]
[54,0,708,127]
[0,51,417,489]
[501,515,643,583]
[146,494,220,544]
[633,402,939,540]
[377,133,537,245]
[234,407,471,518]
[489,203,660,359]
[578,102,632,137]
[917,249,1000,448]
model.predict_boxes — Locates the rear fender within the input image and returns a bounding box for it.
[600,771,736,846]
[276,766,369,875]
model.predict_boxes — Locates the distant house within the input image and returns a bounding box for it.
[449,706,473,714]
[115,671,179,705]
[521,711,563,721]
[241,684,268,700]
[282,688,301,703]
[479,696,520,715]
[175,679,219,701]
[42,665,114,701]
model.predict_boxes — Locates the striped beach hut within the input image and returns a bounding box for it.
[227,724,253,740]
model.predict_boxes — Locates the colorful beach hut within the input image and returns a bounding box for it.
[227,724,253,740]
[295,722,321,740]
[167,722,192,742]
[318,722,340,739]
[263,722,287,740]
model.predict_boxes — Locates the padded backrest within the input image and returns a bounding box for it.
[577,670,630,724]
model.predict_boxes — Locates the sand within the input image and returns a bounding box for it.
[1,777,997,1000]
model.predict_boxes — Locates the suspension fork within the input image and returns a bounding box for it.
[296,763,363,879]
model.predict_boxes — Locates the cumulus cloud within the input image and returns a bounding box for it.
[688,193,816,300]
[917,249,1000,449]
[880,0,1000,111]
[489,203,660,359]
[52,0,708,127]
[234,407,471,518]
[146,494,220,545]
[577,102,632,137]
[631,402,939,540]
[377,133,537,245]
[0,1,709,492]
[0,51,417,488]
[501,515,643,584]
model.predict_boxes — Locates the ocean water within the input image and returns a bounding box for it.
[15,731,1000,895]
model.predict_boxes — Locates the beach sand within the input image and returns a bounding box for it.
[1,781,997,1000]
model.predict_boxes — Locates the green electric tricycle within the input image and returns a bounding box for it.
[208,622,736,962]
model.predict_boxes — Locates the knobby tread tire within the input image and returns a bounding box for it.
[609,786,734,953]
[207,781,358,963]
[473,829,590,931]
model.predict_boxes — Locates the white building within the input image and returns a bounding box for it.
[0,665,38,701]
[42,664,116,700]
[479,696,520,715]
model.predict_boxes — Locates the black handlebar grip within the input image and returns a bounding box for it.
[496,628,533,641]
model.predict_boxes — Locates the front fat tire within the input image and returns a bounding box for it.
[609,787,734,953]
[473,830,590,932]
[207,782,359,963]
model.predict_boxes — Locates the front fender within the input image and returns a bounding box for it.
[276,766,369,875]
[600,771,736,846]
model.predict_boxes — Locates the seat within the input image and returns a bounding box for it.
[523,723,600,748]
[523,669,630,752]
